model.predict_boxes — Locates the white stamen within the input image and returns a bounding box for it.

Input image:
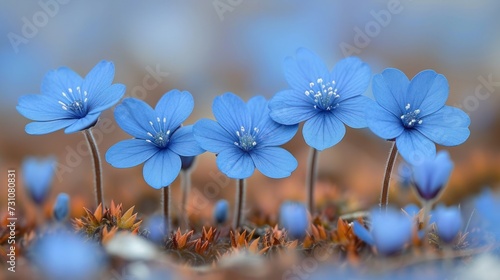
[405,103,411,110]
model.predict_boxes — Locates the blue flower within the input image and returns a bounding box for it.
[475,188,500,239]
[280,201,309,239]
[17,61,125,135]
[53,193,70,222]
[353,207,412,256]
[433,205,462,243]
[180,155,196,171]
[193,93,298,179]
[145,214,167,244]
[268,48,371,151]
[412,151,454,201]
[366,68,470,164]
[213,199,229,224]
[105,90,204,189]
[32,231,106,280]
[22,156,56,205]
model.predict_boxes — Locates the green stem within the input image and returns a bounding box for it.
[380,141,398,210]
[306,148,319,214]
[233,179,246,229]
[83,129,103,210]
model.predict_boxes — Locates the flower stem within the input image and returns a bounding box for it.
[306,148,319,214]
[83,129,103,210]
[421,201,432,249]
[180,170,191,229]
[162,186,171,232]
[380,141,398,210]
[233,178,246,229]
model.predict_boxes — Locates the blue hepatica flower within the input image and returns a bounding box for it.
[17,61,125,134]
[106,90,204,189]
[412,150,454,201]
[353,207,412,256]
[32,231,106,280]
[475,188,500,238]
[213,199,229,224]
[53,193,70,222]
[268,48,371,151]
[193,93,298,179]
[280,201,309,239]
[433,205,462,243]
[22,156,56,205]
[366,68,470,164]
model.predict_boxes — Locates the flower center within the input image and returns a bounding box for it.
[58,87,89,118]
[304,78,340,111]
[146,117,171,148]
[233,126,259,151]
[400,103,423,128]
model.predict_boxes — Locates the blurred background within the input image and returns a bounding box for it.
[1,0,499,224]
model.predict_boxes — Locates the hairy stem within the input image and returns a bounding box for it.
[380,141,398,210]
[84,129,103,210]
[162,186,171,232]
[233,179,246,229]
[180,170,191,229]
[306,148,319,214]
[421,201,432,248]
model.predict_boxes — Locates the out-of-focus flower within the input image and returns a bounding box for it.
[269,48,371,151]
[17,61,125,135]
[194,93,298,179]
[412,151,454,201]
[31,231,105,280]
[366,68,470,164]
[106,90,204,189]
[213,199,229,224]
[353,207,412,256]
[475,188,500,238]
[145,214,167,244]
[180,155,196,171]
[397,162,413,189]
[433,205,463,243]
[280,201,309,239]
[53,193,70,222]
[22,156,56,205]
[403,203,420,217]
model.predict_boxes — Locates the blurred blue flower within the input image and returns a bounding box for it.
[193,93,298,179]
[268,48,371,151]
[403,203,420,217]
[412,151,454,201]
[366,68,470,164]
[180,155,196,171]
[397,162,413,189]
[22,156,56,205]
[32,231,105,280]
[280,201,309,239]
[353,208,412,256]
[433,205,462,243]
[17,61,125,135]
[213,199,229,224]
[475,188,500,238]
[106,90,204,189]
[53,193,70,222]
[145,214,167,244]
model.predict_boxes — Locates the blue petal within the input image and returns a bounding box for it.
[352,221,374,246]
[283,56,311,91]
[64,113,100,134]
[155,90,194,130]
[269,89,318,125]
[82,61,115,97]
[88,84,126,114]
[213,93,251,132]
[334,95,371,128]
[330,57,371,101]
[169,125,205,156]
[396,130,436,165]
[416,106,470,146]
[216,148,255,179]
[248,95,298,147]
[250,147,297,178]
[407,70,449,117]
[295,48,330,83]
[371,208,412,255]
[17,94,72,121]
[25,119,76,135]
[193,119,235,153]
[434,206,462,243]
[413,151,453,200]
[367,103,404,140]
[105,139,159,168]
[372,68,409,116]
[114,98,156,139]
[143,149,181,189]
[41,67,83,98]
[302,112,346,151]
